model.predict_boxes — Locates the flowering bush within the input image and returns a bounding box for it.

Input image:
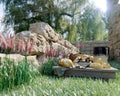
[45,48,59,58]
[44,48,68,59]
[0,34,34,55]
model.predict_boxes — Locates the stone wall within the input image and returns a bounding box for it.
[107,0,120,61]
[73,41,108,56]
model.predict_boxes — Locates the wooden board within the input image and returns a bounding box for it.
[53,66,118,80]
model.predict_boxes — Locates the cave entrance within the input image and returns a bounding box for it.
[94,47,109,56]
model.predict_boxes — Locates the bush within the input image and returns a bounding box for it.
[109,61,120,70]
[0,34,34,55]
[40,58,58,76]
[0,57,39,91]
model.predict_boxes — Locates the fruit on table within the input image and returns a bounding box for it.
[59,58,74,68]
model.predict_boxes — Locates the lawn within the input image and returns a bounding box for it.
[0,61,120,96]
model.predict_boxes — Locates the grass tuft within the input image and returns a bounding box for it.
[0,60,119,96]
[40,58,58,76]
[0,57,39,91]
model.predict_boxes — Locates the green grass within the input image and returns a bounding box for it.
[40,58,58,76]
[0,61,120,96]
[0,57,39,91]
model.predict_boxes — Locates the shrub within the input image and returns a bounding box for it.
[0,57,39,91]
[109,61,120,70]
[40,58,58,76]
[0,34,34,55]
[45,48,68,59]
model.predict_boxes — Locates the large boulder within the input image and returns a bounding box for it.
[30,33,50,55]
[29,22,63,42]
[0,53,39,66]
[15,22,79,65]
[16,31,50,55]
[16,22,79,56]
[51,42,71,55]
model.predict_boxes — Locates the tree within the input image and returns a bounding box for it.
[0,0,88,34]
[77,3,107,41]
[1,0,107,42]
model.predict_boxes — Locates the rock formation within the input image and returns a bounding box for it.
[0,22,78,65]
[29,22,78,54]
[107,0,120,61]
[15,22,79,64]
[16,22,78,56]
[0,53,39,66]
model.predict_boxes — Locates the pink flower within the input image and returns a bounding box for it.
[0,34,8,49]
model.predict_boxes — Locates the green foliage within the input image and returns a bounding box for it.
[109,61,120,70]
[67,23,78,42]
[40,59,58,76]
[1,0,108,41]
[0,57,38,91]
[0,0,87,34]
[0,61,120,96]
[78,3,107,41]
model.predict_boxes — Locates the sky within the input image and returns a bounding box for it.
[0,3,4,32]
[0,0,107,32]
[0,3,4,20]
[92,0,107,12]
[0,4,4,17]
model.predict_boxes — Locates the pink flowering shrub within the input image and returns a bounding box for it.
[44,48,68,59]
[0,34,34,55]
[45,48,58,58]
